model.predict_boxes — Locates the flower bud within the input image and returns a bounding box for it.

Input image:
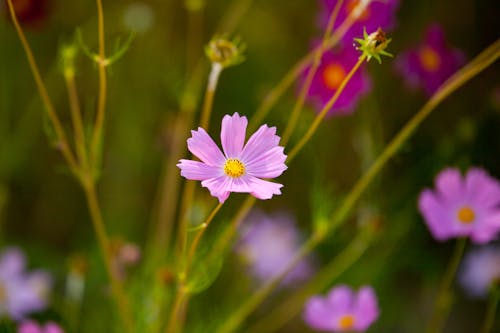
[355,27,393,64]
[205,35,245,69]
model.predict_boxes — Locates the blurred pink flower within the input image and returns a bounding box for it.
[177,113,287,203]
[418,168,500,244]
[459,245,500,298]
[319,0,399,45]
[304,285,379,332]
[236,210,315,286]
[18,320,64,333]
[0,247,52,320]
[300,45,371,116]
[396,24,465,95]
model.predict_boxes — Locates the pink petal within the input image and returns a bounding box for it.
[435,168,463,205]
[187,128,225,166]
[418,189,455,241]
[326,285,354,311]
[303,297,335,330]
[177,160,222,180]
[220,113,248,158]
[240,124,280,163]
[465,168,500,208]
[18,321,41,333]
[245,146,287,179]
[354,286,379,330]
[45,322,64,333]
[244,176,283,200]
[201,176,232,203]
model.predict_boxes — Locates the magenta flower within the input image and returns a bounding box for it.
[177,113,287,203]
[301,46,371,116]
[304,285,379,332]
[418,168,500,244]
[0,247,52,320]
[18,320,64,333]
[459,245,500,298]
[396,24,465,95]
[318,0,399,45]
[236,210,315,286]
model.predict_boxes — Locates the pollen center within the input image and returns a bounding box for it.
[338,314,355,330]
[346,0,370,20]
[419,45,441,72]
[322,63,346,90]
[457,206,475,224]
[224,158,245,178]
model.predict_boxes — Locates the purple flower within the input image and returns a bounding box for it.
[236,210,314,286]
[418,168,500,244]
[301,46,371,116]
[396,24,465,95]
[18,320,64,333]
[318,0,399,45]
[177,113,287,203]
[304,285,379,332]
[0,247,52,320]
[459,245,500,298]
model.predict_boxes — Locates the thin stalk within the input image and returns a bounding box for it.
[90,0,108,167]
[6,0,78,174]
[246,223,376,333]
[248,0,370,132]
[426,237,467,333]
[82,181,133,332]
[64,72,88,169]
[281,0,344,144]
[164,286,187,333]
[200,63,223,129]
[480,287,500,333]
[287,55,366,162]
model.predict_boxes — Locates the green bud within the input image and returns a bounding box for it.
[355,27,393,64]
[205,35,246,69]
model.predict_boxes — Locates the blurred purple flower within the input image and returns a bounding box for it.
[178,113,287,203]
[18,320,64,333]
[301,46,371,116]
[459,245,500,298]
[318,0,399,45]
[304,285,379,332]
[0,247,52,320]
[396,24,465,95]
[418,168,500,244]
[236,210,315,286]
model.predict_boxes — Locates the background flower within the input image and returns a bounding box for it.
[18,320,64,333]
[459,245,500,298]
[304,285,379,332]
[395,24,465,95]
[418,167,500,244]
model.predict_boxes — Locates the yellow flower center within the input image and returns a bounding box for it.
[457,206,475,224]
[419,45,441,72]
[224,158,245,178]
[322,63,346,90]
[346,0,370,21]
[338,314,355,330]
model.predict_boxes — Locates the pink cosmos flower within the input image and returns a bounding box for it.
[236,210,315,287]
[304,285,379,332]
[396,24,465,95]
[18,320,64,333]
[418,168,500,244]
[0,247,52,320]
[301,45,371,116]
[319,0,399,46]
[459,245,500,298]
[177,113,287,203]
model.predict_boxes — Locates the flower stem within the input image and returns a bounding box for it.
[248,0,371,132]
[287,55,366,162]
[426,237,467,333]
[200,63,223,129]
[281,0,344,145]
[5,0,78,174]
[90,0,107,169]
[480,286,500,333]
[82,180,133,332]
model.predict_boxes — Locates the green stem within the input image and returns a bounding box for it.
[426,237,467,333]
[287,55,366,162]
[480,286,500,333]
[281,0,344,144]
